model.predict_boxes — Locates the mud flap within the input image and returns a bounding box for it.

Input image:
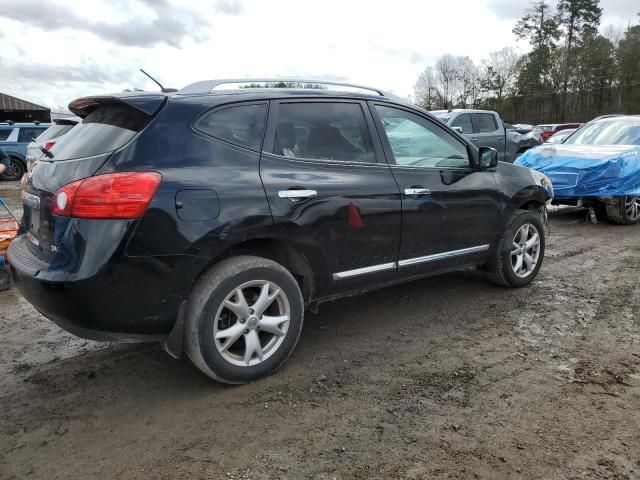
[162,301,187,359]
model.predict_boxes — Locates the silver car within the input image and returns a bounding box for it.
[26,118,79,167]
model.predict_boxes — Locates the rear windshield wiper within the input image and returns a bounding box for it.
[31,137,54,159]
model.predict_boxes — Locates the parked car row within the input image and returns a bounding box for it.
[9,79,553,384]
[0,118,81,180]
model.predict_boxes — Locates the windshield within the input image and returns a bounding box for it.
[547,129,575,144]
[563,118,640,146]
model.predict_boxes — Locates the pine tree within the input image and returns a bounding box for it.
[513,1,560,95]
[556,0,603,119]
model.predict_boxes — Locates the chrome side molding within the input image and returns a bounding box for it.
[332,262,396,280]
[397,244,490,267]
[333,244,490,280]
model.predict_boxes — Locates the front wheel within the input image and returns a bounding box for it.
[185,255,304,384]
[487,209,545,287]
[604,196,640,225]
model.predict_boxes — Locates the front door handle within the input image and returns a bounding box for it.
[278,189,318,200]
[469,136,478,141]
[404,188,431,196]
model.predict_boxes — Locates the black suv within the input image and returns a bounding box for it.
[10,79,553,383]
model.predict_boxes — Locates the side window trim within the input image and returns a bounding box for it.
[263,98,382,165]
[193,101,269,152]
[368,101,474,170]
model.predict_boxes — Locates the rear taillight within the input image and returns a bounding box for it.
[44,140,56,150]
[51,172,161,219]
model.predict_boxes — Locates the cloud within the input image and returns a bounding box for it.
[0,0,216,48]
[0,59,132,84]
[487,0,536,20]
[214,0,243,15]
[0,58,142,111]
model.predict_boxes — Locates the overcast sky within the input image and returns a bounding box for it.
[0,0,637,111]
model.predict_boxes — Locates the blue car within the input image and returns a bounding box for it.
[516,115,640,224]
[0,122,50,180]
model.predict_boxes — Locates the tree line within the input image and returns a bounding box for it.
[412,0,640,124]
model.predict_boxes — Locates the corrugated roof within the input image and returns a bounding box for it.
[0,92,49,111]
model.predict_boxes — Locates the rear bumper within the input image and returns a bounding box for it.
[9,235,203,342]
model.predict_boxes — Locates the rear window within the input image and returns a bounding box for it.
[49,103,149,161]
[36,124,75,142]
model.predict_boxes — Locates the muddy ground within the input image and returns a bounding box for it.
[1,181,639,480]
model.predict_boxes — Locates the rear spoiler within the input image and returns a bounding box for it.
[68,94,167,119]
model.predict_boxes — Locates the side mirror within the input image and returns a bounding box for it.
[479,146,498,169]
[452,126,463,134]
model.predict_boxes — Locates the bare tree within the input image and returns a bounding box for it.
[435,54,459,109]
[456,56,481,107]
[413,66,440,109]
[481,47,520,101]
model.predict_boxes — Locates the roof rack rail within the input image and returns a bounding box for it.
[178,78,397,98]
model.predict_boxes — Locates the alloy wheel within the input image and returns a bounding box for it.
[213,280,290,367]
[624,196,640,221]
[510,223,541,278]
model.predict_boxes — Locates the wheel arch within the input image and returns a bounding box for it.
[192,237,316,303]
[504,185,548,220]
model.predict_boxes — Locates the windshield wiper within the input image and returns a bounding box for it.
[31,137,54,159]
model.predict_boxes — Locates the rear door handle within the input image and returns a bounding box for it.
[278,189,318,200]
[469,136,478,141]
[404,188,431,196]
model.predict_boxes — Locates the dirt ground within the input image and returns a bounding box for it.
[1,181,639,480]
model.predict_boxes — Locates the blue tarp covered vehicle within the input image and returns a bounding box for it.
[515,115,640,224]
[515,144,640,198]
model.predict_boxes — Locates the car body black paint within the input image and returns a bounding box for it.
[10,89,550,341]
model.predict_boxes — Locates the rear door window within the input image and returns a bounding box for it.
[272,102,375,163]
[472,113,498,133]
[18,127,46,143]
[196,103,267,151]
[451,114,473,134]
[49,103,150,161]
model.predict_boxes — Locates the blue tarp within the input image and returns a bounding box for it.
[515,144,640,198]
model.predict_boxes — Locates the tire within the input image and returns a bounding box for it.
[487,209,545,288]
[184,255,304,384]
[0,157,25,181]
[604,197,640,225]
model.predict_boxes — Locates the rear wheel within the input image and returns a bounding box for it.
[0,157,25,181]
[185,255,304,384]
[487,209,545,287]
[604,196,640,225]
